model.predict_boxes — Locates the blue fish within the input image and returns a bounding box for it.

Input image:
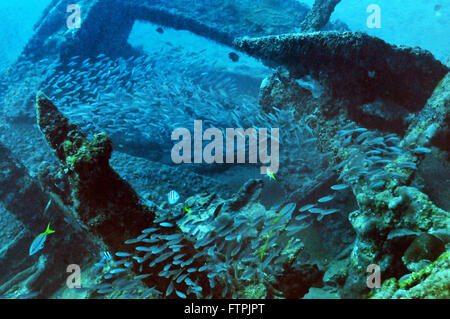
[175,290,187,299]
[29,223,55,256]
[412,147,431,154]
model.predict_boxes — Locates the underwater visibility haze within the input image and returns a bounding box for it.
[0,0,449,300]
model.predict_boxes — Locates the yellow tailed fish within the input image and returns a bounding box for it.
[184,205,192,216]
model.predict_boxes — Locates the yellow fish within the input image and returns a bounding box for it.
[29,223,55,256]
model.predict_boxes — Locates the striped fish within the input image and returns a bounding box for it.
[167,190,180,205]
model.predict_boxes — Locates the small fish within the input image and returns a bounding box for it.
[355,131,373,144]
[135,246,153,252]
[303,137,316,144]
[124,238,140,245]
[391,172,407,180]
[141,227,158,234]
[176,290,187,299]
[167,190,180,205]
[176,274,189,284]
[396,162,417,170]
[185,278,195,286]
[102,251,113,261]
[321,208,339,215]
[331,184,349,191]
[271,203,296,225]
[160,222,174,228]
[332,160,347,171]
[29,223,55,256]
[110,268,127,274]
[225,234,237,241]
[294,214,310,222]
[265,168,276,181]
[309,208,326,214]
[134,274,151,280]
[286,223,310,234]
[184,205,192,216]
[257,203,296,261]
[228,52,239,62]
[318,195,334,203]
[165,281,174,297]
[43,199,52,215]
[369,180,385,189]
[342,135,352,147]
[412,147,431,154]
[299,204,316,212]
